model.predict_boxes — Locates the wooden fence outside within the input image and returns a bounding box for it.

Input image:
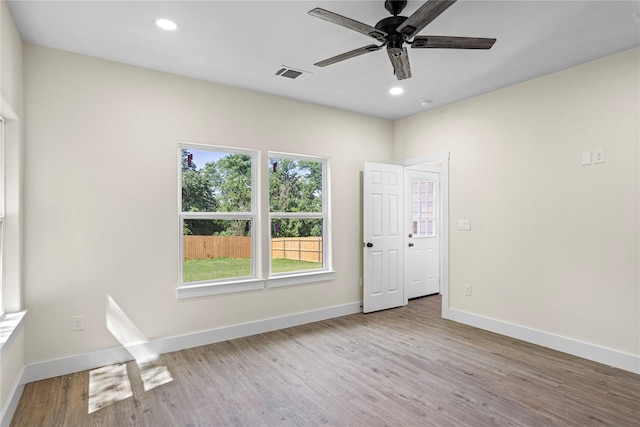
[183,236,322,263]
[183,235,251,260]
[271,237,323,263]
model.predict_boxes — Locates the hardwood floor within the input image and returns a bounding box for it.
[11,296,640,426]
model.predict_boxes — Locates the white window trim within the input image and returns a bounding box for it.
[0,117,5,316]
[267,152,332,285]
[0,107,27,350]
[0,311,26,357]
[177,143,261,297]
[177,278,265,299]
[176,146,334,299]
[267,270,335,288]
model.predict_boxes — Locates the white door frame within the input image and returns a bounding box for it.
[397,152,450,319]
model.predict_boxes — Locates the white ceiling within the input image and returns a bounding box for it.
[7,0,640,120]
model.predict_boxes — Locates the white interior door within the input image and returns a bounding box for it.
[363,162,404,313]
[405,169,440,299]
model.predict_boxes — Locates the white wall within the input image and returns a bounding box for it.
[23,44,392,365]
[394,48,639,358]
[19,40,640,378]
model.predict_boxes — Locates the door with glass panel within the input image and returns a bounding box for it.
[405,169,440,299]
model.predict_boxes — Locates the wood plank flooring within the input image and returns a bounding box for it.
[11,296,640,426]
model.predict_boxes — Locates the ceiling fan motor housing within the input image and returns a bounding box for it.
[384,0,408,16]
[375,15,409,54]
[375,15,408,36]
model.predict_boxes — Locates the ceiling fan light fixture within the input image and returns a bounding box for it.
[308,0,497,81]
[389,86,404,95]
[155,18,178,31]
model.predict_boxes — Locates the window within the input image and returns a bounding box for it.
[0,118,4,315]
[269,154,327,276]
[179,144,259,294]
[411,177,436,238]
[178,144,332,298]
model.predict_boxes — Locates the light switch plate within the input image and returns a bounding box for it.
[458,220,471,230]
[593,148,605,164]
[581,152,592,166]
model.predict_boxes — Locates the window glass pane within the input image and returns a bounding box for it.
[427,219,434,236]
[269,158,322,213]
[183,219,252,282]
[271,218,323,273]
[411,177,437,238]
[181,148,252,213]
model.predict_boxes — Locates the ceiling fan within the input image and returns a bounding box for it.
[308,0,496,80]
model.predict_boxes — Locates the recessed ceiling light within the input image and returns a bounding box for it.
[389,86,404,95]
[155,18,178,31]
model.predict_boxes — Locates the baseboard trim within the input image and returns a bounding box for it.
[1,369,24,427]
[448,308,640,375]
[22,301,362,384]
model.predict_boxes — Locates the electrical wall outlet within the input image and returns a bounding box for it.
[72,315,84,331]
[464,285,472,296]
[458,220,471,230]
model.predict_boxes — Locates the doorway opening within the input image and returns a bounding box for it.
[362,152,450,318]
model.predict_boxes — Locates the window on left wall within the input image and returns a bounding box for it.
[179,144,262,296]
[0,118,4,316]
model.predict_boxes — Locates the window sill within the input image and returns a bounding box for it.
[176,270,335,299]
[177,278,266,299]
[0,311,27,358]
[268,270,335,288]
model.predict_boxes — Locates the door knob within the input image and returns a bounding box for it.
[366,242,373,248]
[408,233,413,238]
[408,243,414,247]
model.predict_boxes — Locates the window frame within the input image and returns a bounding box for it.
[176,144,334,299]
[177,142,264,298]
[0,117,5,316]
[267,152,333,288]
[410,176,437,238]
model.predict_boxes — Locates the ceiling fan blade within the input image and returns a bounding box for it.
[396,0,457,39]
[387,47,412,80]
[314,44,383,67]
[309,8,388,43]
[412,36,496,49]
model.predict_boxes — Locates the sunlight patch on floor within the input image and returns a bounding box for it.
[88,364,132,414]
[138,360,174,392]
[87,294,174,414]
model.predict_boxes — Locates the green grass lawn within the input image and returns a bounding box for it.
[183,257,322,282]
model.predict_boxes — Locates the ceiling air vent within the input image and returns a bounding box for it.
[274,66,312,81]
